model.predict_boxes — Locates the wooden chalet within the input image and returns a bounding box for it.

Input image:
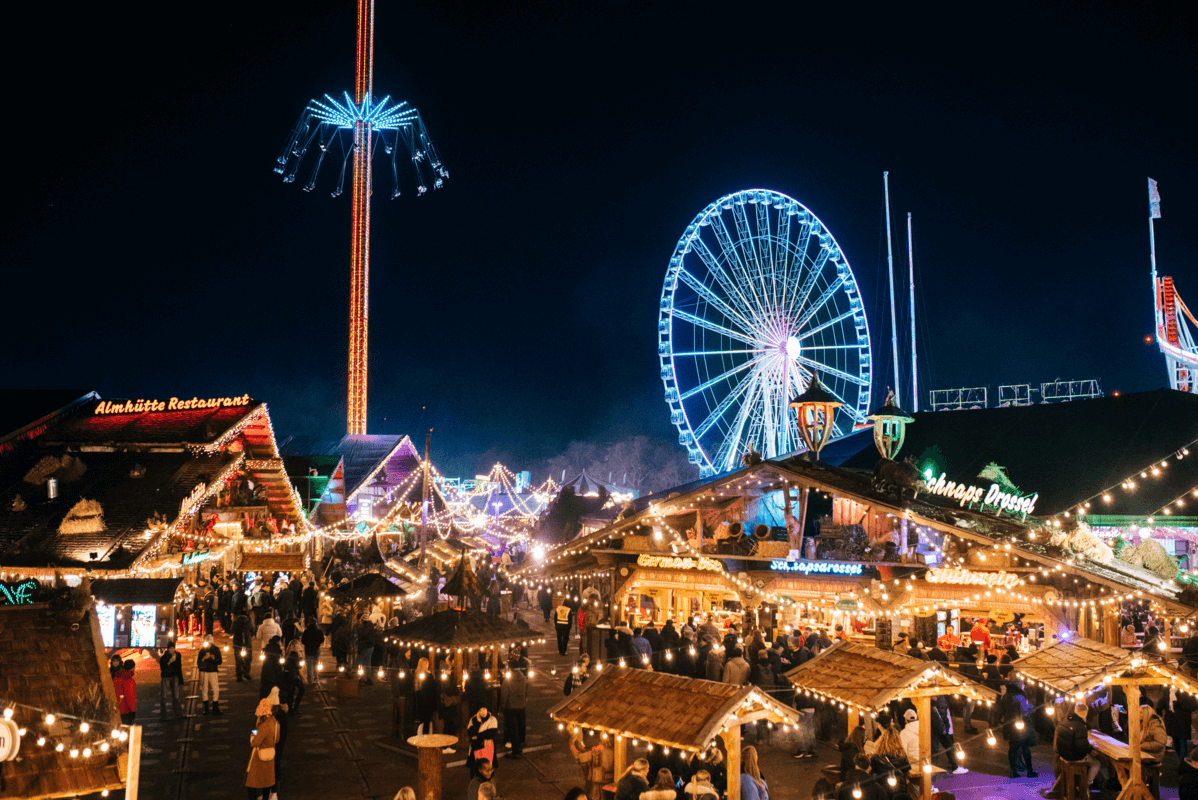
[784,641,997,799]
[547,666,800,800]
[1011,636,1198,800]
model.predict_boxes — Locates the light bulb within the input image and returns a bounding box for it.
[45,714,55,724]
[79,722,89,733]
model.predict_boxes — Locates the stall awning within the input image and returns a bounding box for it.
[237,552,306,573]
[1012,635,1198,697]
[90,578,182,605]
[784,640,997,713]
[548,666,799,753]
[387,609,544,652]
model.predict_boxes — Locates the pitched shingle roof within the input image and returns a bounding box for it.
[0,602,124,799]
[387,609,544,651]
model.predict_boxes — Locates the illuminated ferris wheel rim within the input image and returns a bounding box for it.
[659,188,873,476]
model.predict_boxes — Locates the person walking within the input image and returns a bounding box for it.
[467,708,500,777]
[930,695,967,774]
[197,634,223,715]
[1001,681,1037,778]
[1164,687,1198,761]
[538,586,553,623]
[246,693,281,800]
[554,600,573,656]
[500,662,528,757]
[157,642,185,719]
[113,659,137,725]
[301,618,325,686]
[356,614,378,684]
[232,610,254,682]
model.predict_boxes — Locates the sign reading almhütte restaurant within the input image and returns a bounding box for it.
[94,395,253,415]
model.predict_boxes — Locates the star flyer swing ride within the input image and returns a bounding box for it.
[275,0,447,436]
[660,189,872,476]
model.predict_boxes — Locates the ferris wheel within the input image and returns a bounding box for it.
[659,189,873,476]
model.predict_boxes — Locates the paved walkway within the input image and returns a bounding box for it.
[112,619,1183,800]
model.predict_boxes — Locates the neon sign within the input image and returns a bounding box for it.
[926,567,1021,589]
[94,395,252,415]
[0,578,38,605]
[922,471,1038,515]
[636,554,723,572]
[770,560,863,576]
[182,550,213,566]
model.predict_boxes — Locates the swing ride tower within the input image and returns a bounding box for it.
[276,0,446,435]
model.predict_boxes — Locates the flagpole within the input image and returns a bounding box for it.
[884,172,900,403]
[907,212,918,412]
[1149,178,1161,337]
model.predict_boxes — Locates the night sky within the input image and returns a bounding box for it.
[6,2,1196,479]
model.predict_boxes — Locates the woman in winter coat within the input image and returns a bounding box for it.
[641,768,679,800]
[868,727,911,800]
[113,659,137,724]
[1138,702,1167,761]
[246,694,281,799]
[466,707,499,777]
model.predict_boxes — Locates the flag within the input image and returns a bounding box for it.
[1149,177,1161,219]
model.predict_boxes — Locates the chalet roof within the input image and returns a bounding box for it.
[0,603,124,799]
[1005,636,1198,697]
[90,578,182,605]
[0,390,96,450]
[835,389,1198,517]
[387,609,544,652]
[0,451,238,569]
[332,572,406,599]
[43,398,262,448]
[236,552,306,574]
[783,641,997,711]
[547,666,800,752]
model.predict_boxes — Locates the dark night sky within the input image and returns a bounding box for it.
[5,2,1196,478]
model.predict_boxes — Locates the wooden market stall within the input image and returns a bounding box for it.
[1012,636,1198,800]
[547,666,801,800]
[784,641,997,800]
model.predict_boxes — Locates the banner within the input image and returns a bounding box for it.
[1149,177,1161,219]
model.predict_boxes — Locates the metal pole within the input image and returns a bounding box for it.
[884,173,900,402]
[419,429,432,570]
[907,212,918,412]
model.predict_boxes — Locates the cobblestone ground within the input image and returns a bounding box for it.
[102,617,1181,800]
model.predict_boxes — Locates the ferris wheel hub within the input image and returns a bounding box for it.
[785,336,802,360]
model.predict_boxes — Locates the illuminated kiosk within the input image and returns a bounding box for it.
[90,578,182,650]
[784,642,997,800]
[1012,636,1198,800]
[548,667,801,800]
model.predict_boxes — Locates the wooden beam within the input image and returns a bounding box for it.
[916,695,932,800]
[721,726,741,800]
[614,734,627,777]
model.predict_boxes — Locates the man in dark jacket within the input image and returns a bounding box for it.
[197,634,223,715]
[643,623,664,671]
[301,581,319,622]
[1164,690,1198,761]
[157,642,184,718]
[1053,701,1099,789]
[231,611,253,681]
[1001,682,1037,778]
[275,584,297,621]
[301,619,325,685]
[930,695,966,774]
[537,586,553,623]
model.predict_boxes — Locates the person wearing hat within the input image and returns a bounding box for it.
[246,690,281,799]
[899,708,920,763]
[198,634,223,715]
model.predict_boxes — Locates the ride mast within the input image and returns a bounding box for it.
[884,172,901,406]
[348,0,374,435]
[907,211,918,412]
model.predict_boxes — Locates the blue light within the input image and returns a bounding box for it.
[770,560,864,576]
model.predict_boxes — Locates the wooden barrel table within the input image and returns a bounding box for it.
[407,733,460,800]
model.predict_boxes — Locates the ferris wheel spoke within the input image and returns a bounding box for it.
[693,369,757,439]
[710,215,770,317]
[690,237,768,327]
[677,268,763,336]
[794,354,868,387]
[672,349,761,357]
[783,254,824,329]
[802,343,869,351]
[671,308,764,347]
[793,275,845,333]
[713,369,764,471]
[679,354,767,401]
[797,308,857,342]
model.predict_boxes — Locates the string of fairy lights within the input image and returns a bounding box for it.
[0,699,131,782]
[1044,441,1196,527]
